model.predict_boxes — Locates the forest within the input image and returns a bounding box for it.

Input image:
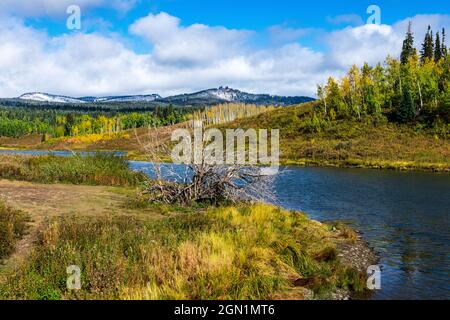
[317,24,449,136]
[0,105,189,138]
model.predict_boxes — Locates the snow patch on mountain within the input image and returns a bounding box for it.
[94,94,162,102]
[19,93,162,104]
[19,92,86,104]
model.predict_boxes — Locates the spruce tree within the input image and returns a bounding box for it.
[429,30,435,57]
[401,22,415,64]
[435,32,442,61]
[421,25,435,62]
[396,85,416,123]
[442,28,448,57]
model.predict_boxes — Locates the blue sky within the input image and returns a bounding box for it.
[25,0,450,50]
[0,0,449,97]
[27,1,450,33]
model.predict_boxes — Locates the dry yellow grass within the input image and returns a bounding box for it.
[222,103,450,171]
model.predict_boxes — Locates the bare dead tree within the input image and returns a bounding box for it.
[144,163,277,205]
[134,122,278,205]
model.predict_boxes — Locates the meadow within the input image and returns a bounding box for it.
[0,154,372,300]
[0,201,367,300]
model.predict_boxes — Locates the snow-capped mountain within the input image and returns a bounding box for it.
[19,93,86,104]
[195,87,243,101]
[80,94,162,103]
[19,93,162,104]
[16,88,314,106]
[163,87,314,106]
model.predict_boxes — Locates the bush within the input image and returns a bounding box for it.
[303,114,329,133]
[0,154,146,187]
[0,202,30,261]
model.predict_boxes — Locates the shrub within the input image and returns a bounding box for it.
[0,202,30,261]
[0,154,146,187]
[303,114,329,133]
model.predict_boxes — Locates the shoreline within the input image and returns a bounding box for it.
[282,158,450,173]
[335,233,379,300]
[1,146,449,173]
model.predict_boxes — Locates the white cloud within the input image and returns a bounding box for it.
[0,12,449,98]
[324,14,450,70]
[325,24,402,69]
[129,12,252,66]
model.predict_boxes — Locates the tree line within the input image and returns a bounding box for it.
[317,23,449,131]
[0,105,187,138]
[191,103,275,126]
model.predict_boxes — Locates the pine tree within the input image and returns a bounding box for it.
[421,25,435,62]
[442,28,448,57]
[435,32,442,61]
[401,22,415,64]
[396,85,416,123]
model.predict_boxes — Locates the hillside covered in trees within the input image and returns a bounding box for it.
[317,24,449,134]
[0,105,189,139]
[219,25,449,172]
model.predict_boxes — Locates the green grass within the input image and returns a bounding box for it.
[0,202,30,262]
[222,102,450,172]
[0,203,366,300]
[0,154,147,187]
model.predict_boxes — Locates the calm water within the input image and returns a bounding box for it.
[270,166,450,300]
[1,150,449,299]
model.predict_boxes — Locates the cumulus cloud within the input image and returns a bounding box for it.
[0,12,449,98]
[324,14,450,69]
[129,12,252,66]
[325,24,402,69]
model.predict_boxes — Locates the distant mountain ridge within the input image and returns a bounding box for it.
[17,87,314,106]
[19,93,162,104]
[19,93,86,104]
[162,87,313,106]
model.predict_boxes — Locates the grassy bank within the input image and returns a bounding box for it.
[222,102,450,172]
[0,202,368,300]
[0,202,30,262]
[0,154,146,186]
[0,155,373,300]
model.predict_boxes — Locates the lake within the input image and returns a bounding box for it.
[269,166,450,300]
[0,150,449,299]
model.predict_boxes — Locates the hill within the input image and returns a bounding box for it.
[222,102,450,171]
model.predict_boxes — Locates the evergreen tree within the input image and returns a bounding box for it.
[65,113,75,136]
[442,28,448,57]
[396,85,416,123]
[435,32,442,61]
[401,22,415,64]
[421,25,434,62]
